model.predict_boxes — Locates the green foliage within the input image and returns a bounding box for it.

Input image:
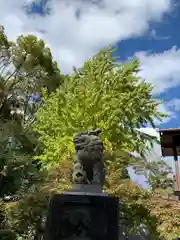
[0,25,65,239]
[0,25,64,129]
[0,230,16,240]
[132,155,174,188]
[147,161,173,190]
[34,48,164,166]
[6,160,72,238]
[11,34,64,93]
[149,190,180,240]
[0,152,42,198]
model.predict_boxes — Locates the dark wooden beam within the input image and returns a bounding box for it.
[159,128,180,197]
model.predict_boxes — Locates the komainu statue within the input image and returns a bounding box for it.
[72,129,105,187]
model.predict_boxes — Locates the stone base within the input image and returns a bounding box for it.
[43,193,119,240]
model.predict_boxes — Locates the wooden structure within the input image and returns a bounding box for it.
[159,128,180,197]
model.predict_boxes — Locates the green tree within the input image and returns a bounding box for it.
[0,24,60,199]
[0,25,65,239]
[34,47,165,165]
[0,25,65,127]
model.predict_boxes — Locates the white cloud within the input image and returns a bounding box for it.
[166,98,180,112]
[148,28,170,40]
[136,47,180,95]
[139,127,160,139]
[0,0,172,73]
[156,101,177,124]
[138,127,162,162]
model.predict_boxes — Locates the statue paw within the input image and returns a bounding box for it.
[72,163,87,184]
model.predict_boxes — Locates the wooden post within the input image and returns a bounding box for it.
[172,141,180,192]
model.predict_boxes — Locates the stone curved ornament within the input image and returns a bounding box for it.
[72,129,105,187]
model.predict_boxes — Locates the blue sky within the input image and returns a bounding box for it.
[1,0,180,187]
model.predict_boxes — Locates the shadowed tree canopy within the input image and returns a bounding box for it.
[0,25,65,239]
[0,24,66,164]
[0,25,65,126]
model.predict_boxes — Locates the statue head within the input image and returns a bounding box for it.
[74,129,104,161]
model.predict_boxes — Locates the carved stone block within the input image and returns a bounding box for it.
[43,193,119,240]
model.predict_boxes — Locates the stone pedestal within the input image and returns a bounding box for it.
[43,186,119,240]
